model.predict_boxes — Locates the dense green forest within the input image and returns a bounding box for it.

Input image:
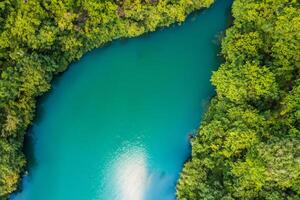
[0,0,215,198]
[177,0,300,199]
[0,0,299,199]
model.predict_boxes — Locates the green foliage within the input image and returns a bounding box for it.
[177,0,300,199]
[0,0,215,198]
[1,0,299,198]
[212,62,279,103]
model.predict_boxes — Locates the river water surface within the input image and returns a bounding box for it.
[12,1,232,199]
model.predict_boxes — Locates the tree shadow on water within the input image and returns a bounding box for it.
[23,126,38,173]
[144,170,178,200]
[20,91,50,179]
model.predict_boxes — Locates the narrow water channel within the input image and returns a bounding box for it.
[12,1,232,199]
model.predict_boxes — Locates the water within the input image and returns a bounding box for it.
[12,1,232,199]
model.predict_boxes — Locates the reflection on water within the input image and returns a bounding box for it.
[112,147,147,200]
[108,146,176,200]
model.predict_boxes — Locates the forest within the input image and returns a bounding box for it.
[0,0,299,199]
[177,0,300,199]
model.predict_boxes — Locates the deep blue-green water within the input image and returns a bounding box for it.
[12,1,231,199]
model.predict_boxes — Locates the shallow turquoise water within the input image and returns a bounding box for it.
[12,1,232,199]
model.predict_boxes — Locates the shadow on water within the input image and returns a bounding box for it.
[212,3,233,69]
[23,128,37,171]
[21,90,51,173]
[144,171,176,200]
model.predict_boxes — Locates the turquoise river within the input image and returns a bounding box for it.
[12,1,232,199]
